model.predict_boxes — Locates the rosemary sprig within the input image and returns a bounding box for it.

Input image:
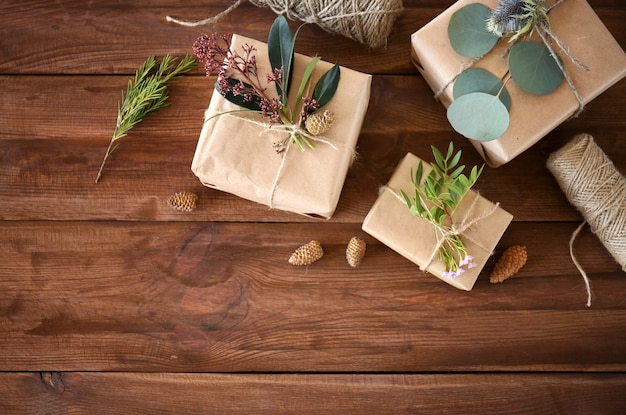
[95,55,196,183]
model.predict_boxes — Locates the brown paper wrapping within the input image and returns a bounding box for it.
[192,34,372,218]
[411,0,626,167]
[362,153,513,290]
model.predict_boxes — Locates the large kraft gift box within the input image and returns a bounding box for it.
[411,0,626,167]
[362,153,513,290]
[192,34,372,219]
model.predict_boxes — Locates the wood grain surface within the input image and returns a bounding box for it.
[1,0,625,413]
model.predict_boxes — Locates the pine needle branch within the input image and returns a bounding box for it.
[96,55,196,183]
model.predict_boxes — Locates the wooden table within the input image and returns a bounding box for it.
[2,1,625,413]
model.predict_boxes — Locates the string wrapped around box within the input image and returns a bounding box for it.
[166,0,404,48]
[547,133,626,307]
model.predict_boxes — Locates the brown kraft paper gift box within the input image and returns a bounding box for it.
[192,34,372,219]
[362,153,513,291]
[411,0,626,167]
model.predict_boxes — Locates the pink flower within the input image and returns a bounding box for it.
[459,255,474,266]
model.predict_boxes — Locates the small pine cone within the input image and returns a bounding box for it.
[346,236,366,267]
[167,192,198,212]
[289,240,324,266]
[490,245,528,283]
[304,110,334,136]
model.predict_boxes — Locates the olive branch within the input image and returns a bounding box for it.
[400,143,484,277]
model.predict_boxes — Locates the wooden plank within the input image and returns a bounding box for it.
[1,221,624,371]
[0,1,623,75]
[1,372,625,414]
[1,75,625,222]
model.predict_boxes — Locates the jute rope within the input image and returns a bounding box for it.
[547,133,626,306]
[166,0,404,48]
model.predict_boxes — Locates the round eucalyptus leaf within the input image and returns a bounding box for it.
[453,68,512,110]
[448,3,500,58]
[509,41,564,95]
[447,92,510,142]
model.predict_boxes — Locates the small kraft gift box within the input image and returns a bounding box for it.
[411,0,626,167]
[192,33,372,219]
[362,152,513,291]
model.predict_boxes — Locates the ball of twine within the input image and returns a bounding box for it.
[547,133,626,306]
[166,0,404,49]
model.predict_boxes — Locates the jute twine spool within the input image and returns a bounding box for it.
[166,0,404,48]
[547,133,626,306]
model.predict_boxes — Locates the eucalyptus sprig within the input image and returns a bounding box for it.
[445,0,587,142]
[193,16,340,153]
[400,143,484,277]
[95,55,196,183]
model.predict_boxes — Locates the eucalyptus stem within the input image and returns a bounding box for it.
[95,55,196,183]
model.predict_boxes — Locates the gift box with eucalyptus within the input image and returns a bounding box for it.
[362,148,513,290]
[191,17,372,218]
[411,0,626,167]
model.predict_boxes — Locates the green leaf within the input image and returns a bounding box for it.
[430,206,445,224]
[509,41,564,95]
[448,149,462,170]
[312,63,341,108]
[448,181,465,198]
[430,162,444,179]
[294,56,321,113]
[415,196,426,215]
[449,163,465,179]
[425,172,438,199]
[268,16,294,103]
[448,3,500,58]
[435,176,444,194]
[400,189,412,209]
[445,141,454,160]
[214,79,262,111]
[415,162,424,187]
[458,174,470,189]
[453,68,512,110]
[431,145,445,171]
[447,92,510,142]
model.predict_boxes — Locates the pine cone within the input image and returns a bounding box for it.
[167,192,198,212]
[305,110,334,136]
[346,236,366,267]
[490,245,528,283]
[289,240,324,266]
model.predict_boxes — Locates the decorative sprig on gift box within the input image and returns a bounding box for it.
[444,0,588,142]
[400,143,484,278]
[193,16,340,153]
[95,55,196,183]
